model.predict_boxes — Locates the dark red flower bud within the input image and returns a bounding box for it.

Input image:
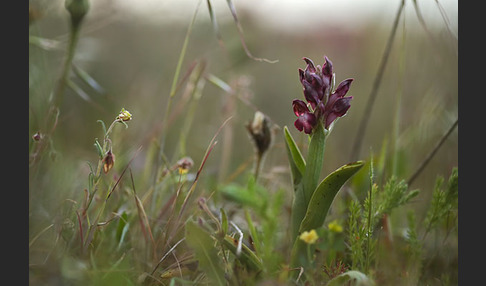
[324,97,353,129]
[293,100,317,134]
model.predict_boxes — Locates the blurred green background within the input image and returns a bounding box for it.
[29,0,457,282]
[29,0,457,183]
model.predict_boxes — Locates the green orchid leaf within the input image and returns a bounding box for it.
[299,161,365,233]
[185,221,226,286]
[283,126,306,186]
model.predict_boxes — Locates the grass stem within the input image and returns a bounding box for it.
[407,118,458,186]
[349,0,405,161]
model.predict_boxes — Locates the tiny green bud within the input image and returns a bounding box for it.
[65,0,90,28]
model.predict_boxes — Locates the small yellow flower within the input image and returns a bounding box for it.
[328,220,343,233]
[116,108,132,122]
[299,229,319,244]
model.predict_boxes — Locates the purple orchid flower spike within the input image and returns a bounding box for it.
[293,56,354,133]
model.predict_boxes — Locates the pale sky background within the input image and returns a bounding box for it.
[105,0,458,34]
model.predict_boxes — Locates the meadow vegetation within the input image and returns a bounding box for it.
[29,0,458,285]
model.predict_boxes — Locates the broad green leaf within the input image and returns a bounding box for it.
[299,161,365,233]
[283,126,306,185]
[185,221,226,286]
[326,270,375,286]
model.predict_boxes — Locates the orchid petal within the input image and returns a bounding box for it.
[292,99,309,116]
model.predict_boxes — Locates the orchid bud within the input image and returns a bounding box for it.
[65,0,90,28]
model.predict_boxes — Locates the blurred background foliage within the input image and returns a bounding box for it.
[29,0,457,284]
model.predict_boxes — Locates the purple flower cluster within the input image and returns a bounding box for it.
[293,56,354,134]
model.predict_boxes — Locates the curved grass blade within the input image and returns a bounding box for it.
[225,0,278,63]
[72,63,106,95]
[206,0,226,51]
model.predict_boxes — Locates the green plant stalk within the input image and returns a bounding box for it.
[302,123,326,204]
[153,1,200,214]
[30,21,82,167]
[157,1,200,158]
[52,22,81,110]
[290,123,326,241]
[365,159,374,274]
[83,119,118,217]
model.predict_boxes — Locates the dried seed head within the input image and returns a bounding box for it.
[102,150,115,174]
[246,111,273,156]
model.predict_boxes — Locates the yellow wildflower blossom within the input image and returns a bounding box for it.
[116,108,132,122]
[328,220,343,233]
[299,229,319,244]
